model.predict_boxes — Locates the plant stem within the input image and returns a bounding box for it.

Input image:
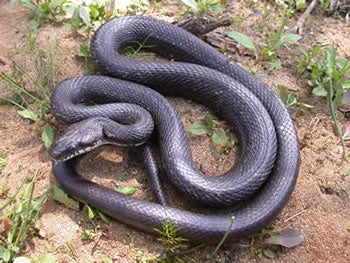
[13,177,36,249]
[328,79,346,156]
[0,72,41,104]
[212,216,235,256]
[0,177,28,212]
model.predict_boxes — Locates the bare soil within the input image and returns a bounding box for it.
[1,1,350,262]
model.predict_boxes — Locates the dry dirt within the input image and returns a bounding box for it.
[0,0,350,262]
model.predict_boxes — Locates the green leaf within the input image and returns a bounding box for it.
[227,31,256,51]
[180,0,200,11]
[336,57,350,69]
[188,121,210,135]
[29,19,41,30]
[197,0,206,12]
[81,228,94,240]
[83,204,97,219]
[295,0,306,10]
[19,0,36,10]
[89,6,100,20]
[297,102,313,108]
[263,248,275,259]
[79,6,91,26]
[264,228,304,248]
[0,246,11,262]
[280,34,302,45]
[96,210,111,224]
[203,112,218,129]
[312,85,328,97]
[62,23,73,31]
[115,186,137,195]
[268,59,282,69]
[82,205,111,223]
[49,0,61,9]
[342,80,350,89]
[55,14,65,22]
[13,256,31,263]
[17,109,40,121]
[71,7,82,27]
[279,86,289,104]
[42,125,55,149]
[287,93,298,107]
[212,128,228,145]
[49,184,80,210]
[207,2,225,13]
[311,44,322,57]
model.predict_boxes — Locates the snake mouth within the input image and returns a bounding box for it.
[51,140,104,162]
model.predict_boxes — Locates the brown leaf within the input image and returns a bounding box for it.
[3,217,12,232]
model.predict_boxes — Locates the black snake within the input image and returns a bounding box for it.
[51,16,300,244]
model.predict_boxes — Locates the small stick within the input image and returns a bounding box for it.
[284,209,307,223]
[294,0,318,35]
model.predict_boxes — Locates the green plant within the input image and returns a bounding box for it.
[181,0,226,14]
[292,0,307,10]
[319,0,332,12]
[123,0,150,15]
[77,43,96,74]
[13,0,122,35]
[81,225,106,241]
[308,46,350,101]
[121,34,158,60]
[15,0,154,36]
[154,220,188,254]
[154,219,190,262]
[153,216,236,262]
[0,152,7,173]
[12,253,56,263]
[61,242,79,261]
[227,8,301,68]
[248,227,304,259]
[0,72,55,149]
[188,112,238,156]
[294,44,323,76]
[273,0,306,11]
[0,36,59,148]
[0,176,47,262]
[211,216,235,257]
[65,0,117,35]
[262,9,301,63]
[303,45,350,154]
[11,0,70,29]
[129,240,159,263]
[49,184,111,224]
[279,86,313,119]
[338,122,350,146]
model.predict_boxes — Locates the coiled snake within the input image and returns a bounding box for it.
[51,16,300,244]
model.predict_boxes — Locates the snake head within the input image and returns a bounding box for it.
[51,118,105,161]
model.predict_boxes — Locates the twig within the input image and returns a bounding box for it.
[0,56,7,66]
[294,0,318,35]
[176,16,231,36]
[329,0,340,15]
[284,209,307,223]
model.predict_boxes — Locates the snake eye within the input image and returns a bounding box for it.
[51,118,106,161]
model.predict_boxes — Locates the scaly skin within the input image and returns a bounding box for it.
[51,16,300,244]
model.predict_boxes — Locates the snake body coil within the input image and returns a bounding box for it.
[51,16,300,244]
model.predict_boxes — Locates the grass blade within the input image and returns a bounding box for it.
[328,79,346,156]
